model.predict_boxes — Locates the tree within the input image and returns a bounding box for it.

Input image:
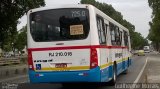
[148,0,160,51]
[2,39,13,52]
[14,26,27,53]
[131,32,148,49]
[148,0,160,16]
[0,0,45,49]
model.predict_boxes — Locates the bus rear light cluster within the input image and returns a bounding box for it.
[90,48,98,69]
[29,65,32,69]
[28,50,34,70]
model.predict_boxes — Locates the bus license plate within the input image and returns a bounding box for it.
[55,63,67,68]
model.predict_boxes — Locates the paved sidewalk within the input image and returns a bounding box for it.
[142,52,160,83]
[0,64,28,80]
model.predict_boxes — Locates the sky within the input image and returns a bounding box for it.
[17,0,152,38]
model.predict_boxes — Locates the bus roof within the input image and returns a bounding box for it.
[28,4,90,13]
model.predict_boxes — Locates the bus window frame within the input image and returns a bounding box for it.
[96,15,106,45]
[123,30,129,47]
[104,23,108,44]
[115,26,121,46]
[29,8,90,42]
[109,22,116,46]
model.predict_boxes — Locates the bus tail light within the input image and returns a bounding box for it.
[28,50,34,70]
[90,48,98,69]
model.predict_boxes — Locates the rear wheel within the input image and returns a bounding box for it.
[109,64,117,85]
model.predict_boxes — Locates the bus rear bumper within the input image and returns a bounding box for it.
[29,67,101,83]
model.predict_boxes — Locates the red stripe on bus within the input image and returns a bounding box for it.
[28,45,128,51]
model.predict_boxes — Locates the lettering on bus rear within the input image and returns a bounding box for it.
[49,52,72,57]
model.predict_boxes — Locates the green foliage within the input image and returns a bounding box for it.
[148,0,160,16]
[131,32,148,49]
[14,26,27,52]
[81,0,146,49]
[148,0,160,50]
[0,0,45,49]
[2,39,13,52]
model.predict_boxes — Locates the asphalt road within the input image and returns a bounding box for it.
[1,53,150,89]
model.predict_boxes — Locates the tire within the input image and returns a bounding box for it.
[109,64,117,85]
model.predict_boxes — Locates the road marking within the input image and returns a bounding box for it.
[130,57,148,89]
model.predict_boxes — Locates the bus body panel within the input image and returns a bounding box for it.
[29,66,101,83]
[27,5,93,72]
[31,49,90,72]
[99,48,110,81]
[94,6,131,82]
[27,5,92,49]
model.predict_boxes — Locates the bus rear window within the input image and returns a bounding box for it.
[30,8,89,42]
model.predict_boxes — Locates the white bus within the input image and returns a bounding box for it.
[144,46,150,53]
[27,4,132,84]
